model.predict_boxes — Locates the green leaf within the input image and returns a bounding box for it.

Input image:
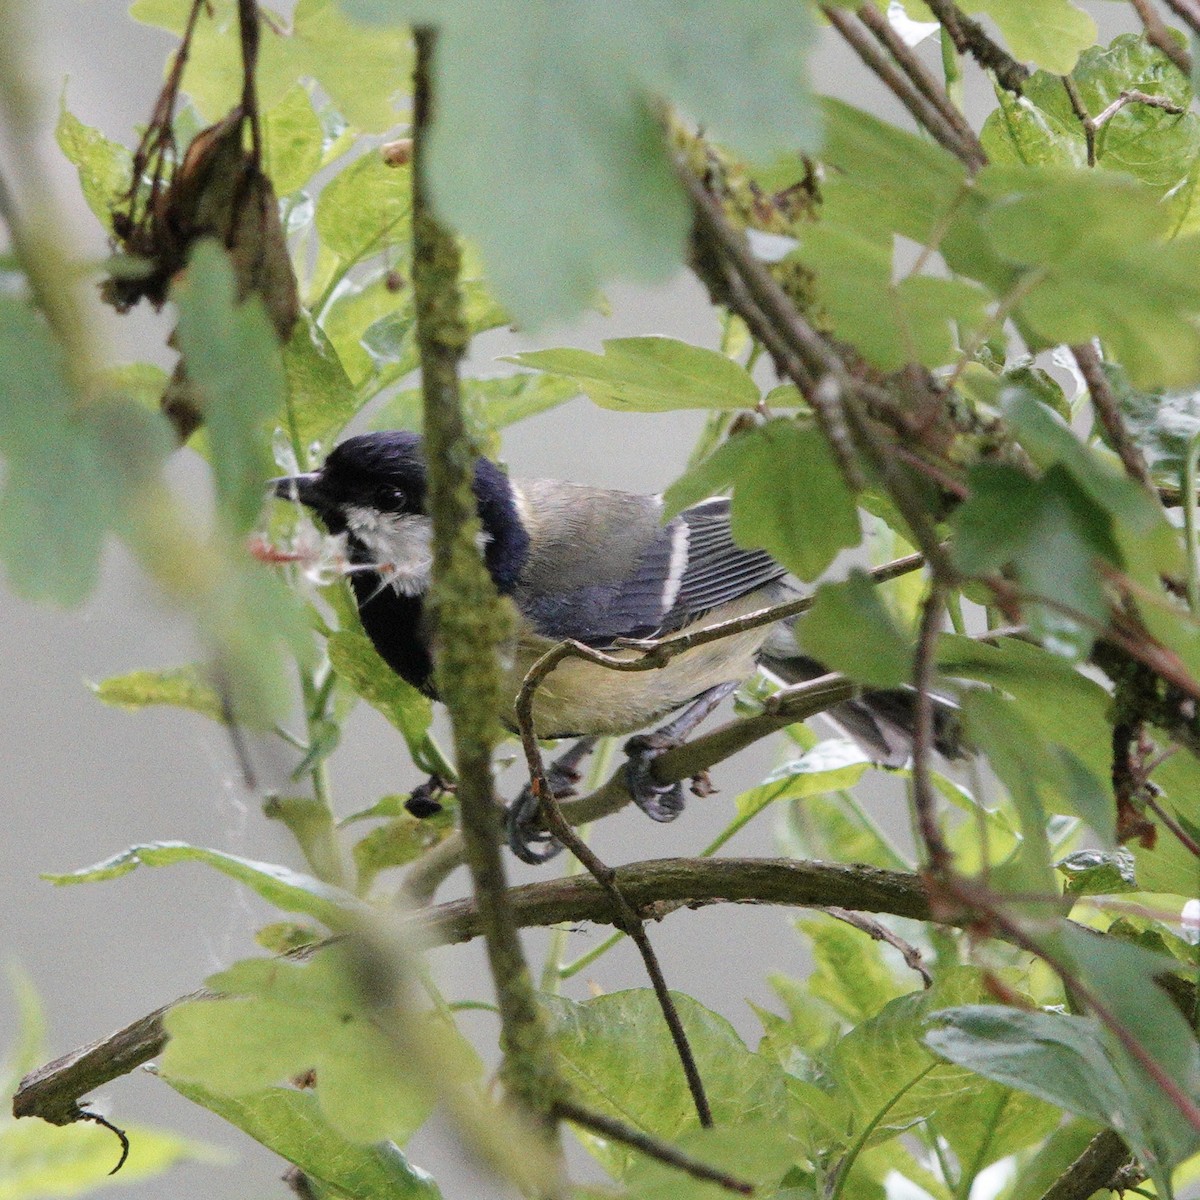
[161,947,452,1144]
[796,224,987,370]
[795,570,914,688]
[663,419,860,582]
[172,240,286,532]
[282,312,362,457]
[326,630,445,775]
[1004,1120,1106,1200]
[978,173,1200,388]
[1057,849,1138,895]
[131,0,410,133]
[1102,363,1200,485]
[42,841,369,928]
[982,35,1200,230]
[940,1081,1061,1189]
[0,297,173,604]
[88,665,226,722]
[0,1119,220,1199]
[545,989,788,1179]
[507,338,761,412]
[262,84,325,196]
[961,0,1095,74]
[316,150,412,263]
[830,967,1016,1138]
[621,1120,798,1200]
[797,915,908,1024]
[352,812,454,892]
[735,740,871,827]
[953,462,1114,657]
[338,0,820,326]
[55,101,132,226]
[160,1077,442,1200]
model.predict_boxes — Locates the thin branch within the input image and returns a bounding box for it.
[822,6,986,169]
[912,584,953,874]
[1060,76,1096,166]
[410,26,561,1149]
[823,907,933,986]
[516,670,714,1127]
[855,4,979,152]
[553,1099,752,1194]
[403,672,861,902]
[1130,0,1194,74]
[922,0,1030,95]
[1144,791,1200,857]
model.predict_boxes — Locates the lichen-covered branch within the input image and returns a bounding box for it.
[410,26,561,1150]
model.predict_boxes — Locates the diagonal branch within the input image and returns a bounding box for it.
[921,0,1030,94]
[1129,0,1194,75]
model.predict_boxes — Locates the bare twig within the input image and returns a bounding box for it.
[822,6,986,169]
[1144,791,1200,857]
[553,1098,753,1193]
[912,583,953,874]
[516,667,714,1127]
[1060,76,1097,166]
[1129,0,1194,75]
[824,907,933,986]
[922,0,1030,94]
[855,4,979,152]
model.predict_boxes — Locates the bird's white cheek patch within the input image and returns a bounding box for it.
[344,506,434,596]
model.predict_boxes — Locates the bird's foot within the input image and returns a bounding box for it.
[623,734,687,822]
[505,737,598,865]
[405,776,453,818]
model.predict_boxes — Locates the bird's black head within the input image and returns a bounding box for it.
[272,431,529,594]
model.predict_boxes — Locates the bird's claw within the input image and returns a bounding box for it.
[623,736,686,822]
[505,786,563,864]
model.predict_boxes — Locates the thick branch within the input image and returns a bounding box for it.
[1129,0,1194,75]
[411,27,560,1142]
[1039,1131,1133,1200]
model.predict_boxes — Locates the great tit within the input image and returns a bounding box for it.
[272,431,959,860]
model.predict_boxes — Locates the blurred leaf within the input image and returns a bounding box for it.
[322,268,410,387]
[795,570,914,688]
[161,947,453,1144]
[161,1077,442,1199]
[736,740,871,827]
[979,173,1200,388]
[0,298,173,604]
[1004,1120,1106,1200]
[508,338,761,412]
[941,1080,1061,1189]
[172,240,286,532]
[89,665,225,723]
[338,0,820,325]
[131,0,409,133]
[0,1119,219,1200]
[262,84,325,195]
[42,841,369,928]
[55,101,131,226]
[545,989,788,1179]
[664,419,860,582]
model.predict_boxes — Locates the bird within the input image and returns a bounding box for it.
[272,430,960,862]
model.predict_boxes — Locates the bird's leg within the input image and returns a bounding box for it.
[624,681,738,822]
[506,736,600,864]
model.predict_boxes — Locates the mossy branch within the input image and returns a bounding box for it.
[410,26,561,1159]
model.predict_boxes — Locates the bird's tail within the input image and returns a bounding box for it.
[758,642,964,768]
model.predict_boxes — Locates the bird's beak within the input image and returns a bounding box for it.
[269,472,324,507]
